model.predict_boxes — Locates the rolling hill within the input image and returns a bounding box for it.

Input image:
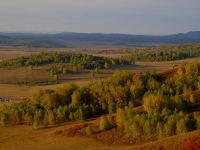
[0,31,200,48]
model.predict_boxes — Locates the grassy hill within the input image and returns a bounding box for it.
[0,31,200,48]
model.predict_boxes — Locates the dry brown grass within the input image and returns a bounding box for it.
[0,119,200,150]
[0,50,39,61]
[0,67,52,84]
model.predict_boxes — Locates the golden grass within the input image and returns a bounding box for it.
[0,50,39,61]
[0,67,52,84]
[0,120,200,150]
[0,82,88,99]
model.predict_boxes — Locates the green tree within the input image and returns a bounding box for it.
[0,112,6,126]
[104,63,110,69]
[43,111,49,127]
[85,125,93,136]
[143,94,165,114]
[99,115,110,131]
[62,68,67,75]
[156,122,164,139]
[116,108,126,128]
[143,120,152,139]
[176,119,187,134]
[164,119,176,136]
[48,111,56,126]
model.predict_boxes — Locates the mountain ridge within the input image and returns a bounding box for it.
[0,31,200,48]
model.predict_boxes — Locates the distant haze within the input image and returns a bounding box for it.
[0,0,200,35]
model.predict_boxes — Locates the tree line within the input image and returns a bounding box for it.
[124,44,200,62]
[0,52,130,69]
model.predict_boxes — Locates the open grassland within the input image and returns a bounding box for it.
[0,67,52,84]
[0,57,199,99]
[0,81,89,99]
[0,50,38,61]
[0,120,200,150]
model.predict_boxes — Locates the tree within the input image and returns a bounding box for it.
[0,112,6,126]
[195,113,200,129]
[53,75,59,83]
[99,115,110,131]
[108,100,115,114]
[95,67,100,74]
[42,92,60,108]
[143,120,152,139]
[116,108,126,128]
[164,119,176,136]
[85,125,93,136]
[62,68,67,75]
[156,122,164,139]
[104,63,110,69]
[143,94,165,114]
[69,112,74,121]
[189,94,195,104]
[48,111,55,126]
[176,119,188,134]
[147,78,160,90]
[43,111,49,127]
[91,70,95,78]
[129,122,141,140]
[33,111,41,129]
[74,107,84,120]
[70,90,81,107]
[174,95,190,111]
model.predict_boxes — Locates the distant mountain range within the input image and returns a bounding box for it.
[0,31,200,48]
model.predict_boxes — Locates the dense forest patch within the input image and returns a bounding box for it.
[0,52,131,69]
[125,44,200,61]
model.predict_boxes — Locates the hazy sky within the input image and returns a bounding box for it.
[0,0,199,34]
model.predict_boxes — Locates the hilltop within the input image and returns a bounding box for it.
[0,31,200,48]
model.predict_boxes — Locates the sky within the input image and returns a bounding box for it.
[0,0,199,35]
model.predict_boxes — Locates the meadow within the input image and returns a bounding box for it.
[0,45,200,150]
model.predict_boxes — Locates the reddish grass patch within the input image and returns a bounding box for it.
[55,123,89,137]
[179,137,200,150]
